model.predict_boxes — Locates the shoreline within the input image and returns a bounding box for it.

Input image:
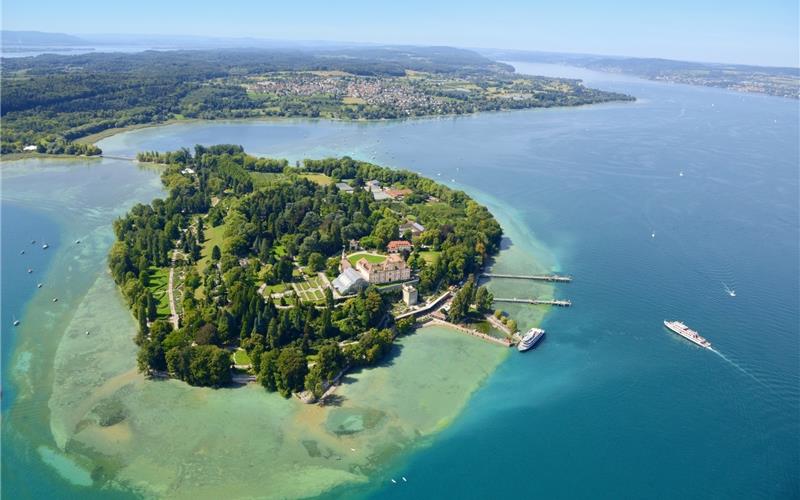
[1,122,560,498]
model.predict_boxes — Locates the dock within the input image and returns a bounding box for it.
[100,154,137,162]
[493,298,572,307]
[481,273,572,282]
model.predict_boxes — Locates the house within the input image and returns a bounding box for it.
[181,167,196,175]
[335,182,354,193]
[402,284,418,306]
[23,145,37,152]
[399,221,425,238]
[356,253,411,284]
[365,180,381,191]
[384,188,413,200]
[372,190,391,201]
[332,267,368,295]
[348,239,362,251]
[387,240,413,254]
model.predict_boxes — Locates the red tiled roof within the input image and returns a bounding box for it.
[387,240,413,250]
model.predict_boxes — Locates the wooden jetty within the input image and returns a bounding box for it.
[494,298,572,307]
[481,273,572,283]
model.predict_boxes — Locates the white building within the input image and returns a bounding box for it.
[402,284,418,306]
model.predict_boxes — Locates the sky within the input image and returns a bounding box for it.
[2,0,798,67]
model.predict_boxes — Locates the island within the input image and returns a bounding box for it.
[111,145,516,400]
[1,47,634,156]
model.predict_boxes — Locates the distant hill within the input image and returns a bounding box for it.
[1,30,89,47]
[480,48,799,99]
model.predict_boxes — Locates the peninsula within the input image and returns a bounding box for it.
[111,145,511,399]
[1,47,634,156]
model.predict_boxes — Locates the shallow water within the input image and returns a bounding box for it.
[2,63,798,498]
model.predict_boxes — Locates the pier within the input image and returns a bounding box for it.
[493,298,572,307]
[100,154,137,162]
[481,273,572,282]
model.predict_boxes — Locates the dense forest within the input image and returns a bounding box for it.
[0,47,632,155]
[113,146,501,395]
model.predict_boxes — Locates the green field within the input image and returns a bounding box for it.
[233,349,252,365]
[419,250,441,265]
[263,283,290,295]
[250,171,285,188]
[146,266,171,318]
[300,173,334,186]
[197,222,226,271]
[347,252,386,266]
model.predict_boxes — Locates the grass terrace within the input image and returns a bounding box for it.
[347,252,387,266]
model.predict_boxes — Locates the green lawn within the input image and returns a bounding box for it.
[233,349,252,365]
[146,266,171,318]
[419,250,441,265]
[197,222,226,272]
[300,173,333,186]
[347,252,386,266]
[263,283,289,295]
[250,171,285,188]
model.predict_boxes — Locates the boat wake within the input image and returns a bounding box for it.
[710,348,768,389]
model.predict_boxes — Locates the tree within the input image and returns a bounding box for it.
[307,252,325,272]
[276,348,308,398]
[315,343,344,381]
[259,349,280,391]
[474,286,493,313]
[211,245,221,261]
[304,364,325,399]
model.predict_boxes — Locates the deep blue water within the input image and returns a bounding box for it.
[1,204,60,409]
[2,63,798,498]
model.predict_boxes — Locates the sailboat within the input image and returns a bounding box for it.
[723,282,736,297]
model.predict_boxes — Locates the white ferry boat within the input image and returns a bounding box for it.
[517,328,545,352]
[663,320,712,349]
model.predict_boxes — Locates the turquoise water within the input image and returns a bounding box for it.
[2,63,798,498]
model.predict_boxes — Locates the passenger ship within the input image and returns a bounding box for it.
[517,328,545,352]
[663,320,712,350]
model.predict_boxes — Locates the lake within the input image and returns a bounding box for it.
[2,62,797,498]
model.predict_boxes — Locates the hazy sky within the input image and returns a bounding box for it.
[2,0,798,66]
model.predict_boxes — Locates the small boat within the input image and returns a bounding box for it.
[85,331,90,336]
[651,232,656,238]
[13,316,20,326]
[679,171,684,177]
[518,328,545,352]
[52,298,58,303]
[42,243,49,249]
[75,240,81,244]
[37,283,43,288]
[20,250,25,255]
[31,240,36,244]
[402,477,407,482]
[27,268,33,274]
[391,479,396,484]
[723,283,736,297]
